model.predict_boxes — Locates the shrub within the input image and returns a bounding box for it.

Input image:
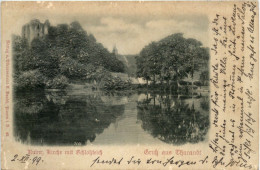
[45,75,69,89]
[100,76,132,90]
[15,69,45,89]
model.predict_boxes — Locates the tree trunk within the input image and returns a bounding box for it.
[160,74,163,91]
[167,80,169,92]
[176,68,179,93]
[170,80,172,94]
[153,74,156,88]
[176,79,179,93]
[191,72,194,97]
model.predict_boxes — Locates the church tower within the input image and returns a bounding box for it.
[22,19,50,44]
[112,45,118,56]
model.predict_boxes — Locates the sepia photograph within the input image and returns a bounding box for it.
[1,1,258,170]
[12,15,210,146]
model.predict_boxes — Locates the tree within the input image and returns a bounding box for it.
[136,48,151,87]
[136,33,210,92]
[13,20,126,90]
[200,70,209,86]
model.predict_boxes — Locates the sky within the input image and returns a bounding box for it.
[84,15,209,55]
[15,13,209,55]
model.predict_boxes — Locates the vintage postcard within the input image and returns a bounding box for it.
[1,1,259,169]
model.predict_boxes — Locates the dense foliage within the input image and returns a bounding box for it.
[136,33,209,90]
[13,21,125,89]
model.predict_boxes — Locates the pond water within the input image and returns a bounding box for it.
[14,88,210,146]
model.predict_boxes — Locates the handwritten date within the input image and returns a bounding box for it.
[11,154,43,165]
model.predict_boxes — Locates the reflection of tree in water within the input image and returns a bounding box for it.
[137,93,209,145]
[14,90,125,145]
[200,96,209,111]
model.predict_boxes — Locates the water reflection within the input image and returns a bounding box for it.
[137,93,209,145]
[14,90,125,145]
[14,90,209,145]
